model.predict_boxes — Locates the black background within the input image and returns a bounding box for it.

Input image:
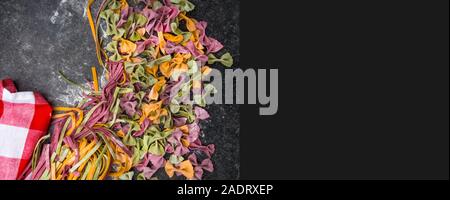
[0,0,448,196]
[240,0,449,179]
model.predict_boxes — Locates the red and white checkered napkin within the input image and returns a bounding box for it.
[0,78,52,180]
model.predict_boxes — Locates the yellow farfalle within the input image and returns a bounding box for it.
[158,53,192,79]
[109,144,132,178]
[140,100,165,124]
[163,33,183,44]
[179,13,196,32]
[201,66,212,76]
[157,31,166,55]
[119,38,137,56]
[149,78,166,100]
[116,130,125,138]
[193,30,204,51]
[120,0,129,10]
[146,65,159,77]
[137,27,146,37]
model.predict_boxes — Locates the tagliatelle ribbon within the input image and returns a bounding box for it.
[52,107,84,136]
[87,0,104,67]
[164,160,194,179]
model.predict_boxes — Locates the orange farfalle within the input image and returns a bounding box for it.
[163,33,183,44]
[137,27,146,37]
[192,29,204,51]
[157,31,167,55]
[159,62,172,78]
[201,66,212,76]
[179,13,196,32]
[116,130,125,138]
[159,53,191,78]
[119,39,137,56]
[146,65,159,77]
[140,100,166,124]
[164,160,194,179]
[149,78,166,100]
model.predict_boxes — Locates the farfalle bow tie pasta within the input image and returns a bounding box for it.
[18,0,232,180]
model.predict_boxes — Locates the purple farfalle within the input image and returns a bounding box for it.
[120,93,137,117]
[165,142,174,154]
[135,35,158,55]
[142,6,159,34]
[167,129,189,156]
[165,41,189,54]
[194,106,210,120]
[145,5,179,34]
[189,139,215,158]
[133,118,151,137]
[185,41,201,58]
[172,117,187,127]
[188,153,214,180]
[160,75,186,105]
[112,122,131,134]
[186,41,209,64]
[195,21,224,54]
[117,6,131,27]
[136,153,165,179]
[187,122,200,143]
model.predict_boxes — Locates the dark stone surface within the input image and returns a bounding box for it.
[0,0,239,179]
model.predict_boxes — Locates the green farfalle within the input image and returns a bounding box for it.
[119,171,134,180]
[132,146,146,165]
[200,83,217,106]
[187,60,199,75]
[139,47,156,58]
[171,0,195,12]
[117,118,141,137]
[129,64,157,89]
[208,52,233,67]
[105,40,122,62]
[136,172,146,180]
[175,104,196,123]
[135,13,148,27]
[123,132,137,146]
[100,9,121,37]
[129,32,141,42]
[163,110,173,129]
[107,0,121,10]
[169,99,181,114]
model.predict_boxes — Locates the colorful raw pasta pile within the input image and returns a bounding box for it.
[19,0,232,180]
